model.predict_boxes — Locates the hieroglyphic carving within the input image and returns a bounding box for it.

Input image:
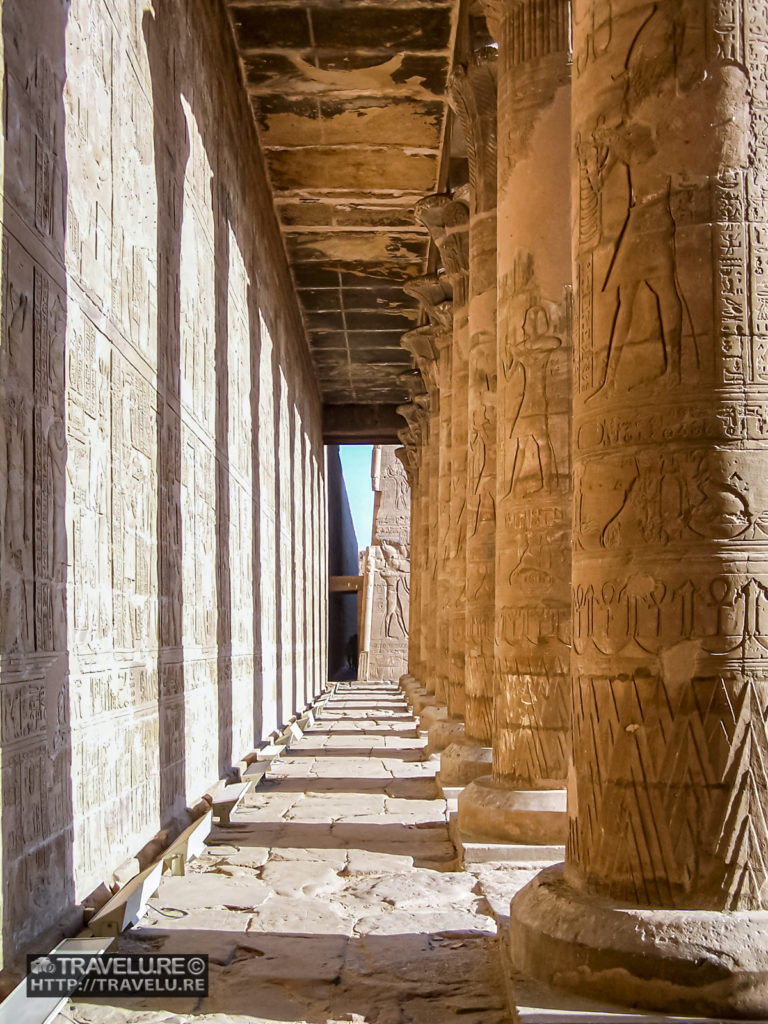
[568,0,768,913]
[0,0,329,957]
[495,263,572,787]
[401,263,457,700]
[363,447,411,680]
[491,0,572,792]
[414,195,470,715]
[449,51,498,745]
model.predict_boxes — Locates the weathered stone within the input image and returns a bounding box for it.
[510,0,768,1017]
[458,775,566,845]
[439,740,494,788]
[469,0,572,849]
[0,0,327,965]
[359,446,411,680]
[449,48,499,759]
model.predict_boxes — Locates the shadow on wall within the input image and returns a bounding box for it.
[145,0,189,831]
[326,445,360,681]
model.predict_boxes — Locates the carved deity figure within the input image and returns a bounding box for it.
[582,2,696,399]
[504,305,562,498]
[380,541,410,639]
[383,461,408,512]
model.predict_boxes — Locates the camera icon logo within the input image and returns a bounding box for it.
[30,956,56,975]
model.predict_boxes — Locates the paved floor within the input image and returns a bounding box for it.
[64,681,513,1024]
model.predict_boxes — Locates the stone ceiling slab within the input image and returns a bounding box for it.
[224,0,460,404]
[265,148,437,192]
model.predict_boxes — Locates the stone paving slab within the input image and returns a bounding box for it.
[60,681,514,1024]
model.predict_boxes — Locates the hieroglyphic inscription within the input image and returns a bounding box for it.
[568,0,768,911]
[364,447,411,681]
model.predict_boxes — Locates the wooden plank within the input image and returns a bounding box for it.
[0,937,112,1024]
[88,860,163,938]
[329,575,363,592]
[212,779,253,825]
[243,762,266,785]
[162,810,213,877]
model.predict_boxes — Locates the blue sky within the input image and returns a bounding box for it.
[339,444,374,551]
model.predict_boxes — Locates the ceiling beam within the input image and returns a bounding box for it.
[323,403,405,443]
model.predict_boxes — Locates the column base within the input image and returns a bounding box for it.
[509,863,768,1020]
[425,718,465,755]
[419,703,448,732]
[410,688,440,712]
[458,776,567,845]
[439,740,493,786]
[400,676,426,701]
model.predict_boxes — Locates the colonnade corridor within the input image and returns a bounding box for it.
[60,681,515,1024]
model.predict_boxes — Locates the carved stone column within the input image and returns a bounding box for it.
[441,49,499,787]
[397,400,428,688]
[458,0,572,843]
[401,293,453,714]
[411,397,433,692]
[510,0,768,1017]
[396,429,419,685]
[415,194,471,753]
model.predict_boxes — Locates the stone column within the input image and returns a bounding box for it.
[415,195,471,752]
[458,0,572,845]
[408,395,433,693]
[396,416,423,687]
[441,49,499,787]
[357,546,376,679]
[401,292,452,716]
[509,1,768,1018]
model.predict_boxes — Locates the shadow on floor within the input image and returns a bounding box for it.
[206,820,455,868]
[75,924,510,1024]
[283,747,423,760]
[255,777,438,798]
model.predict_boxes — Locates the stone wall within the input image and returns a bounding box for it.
[0,0,326,965]
[359,446,410,680]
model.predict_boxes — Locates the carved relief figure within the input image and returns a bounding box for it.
[380,541,410,640]
[469,363,494,533]
[48,417,67,580]
[504,305,562,498]
[383,460,408,512]
[584,3,695,399]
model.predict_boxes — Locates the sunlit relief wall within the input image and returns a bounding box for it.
[0,0,327,963]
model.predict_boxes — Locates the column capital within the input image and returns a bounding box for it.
[397,398,430,448]
[394,443,418,486]
[414,193,470,305]
[448,47,498,214]
[403,273,453,326]
[401,326,440,403]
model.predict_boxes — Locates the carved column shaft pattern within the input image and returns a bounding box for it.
[569,0,768,913]
[402,301,450,701]
[492,0,572,789]
[397,392,430,685]
[396,417,422,681]
[414,198,469,716]
[450,51,499,747]
[448,294,469,719]
[414,401,433,685]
